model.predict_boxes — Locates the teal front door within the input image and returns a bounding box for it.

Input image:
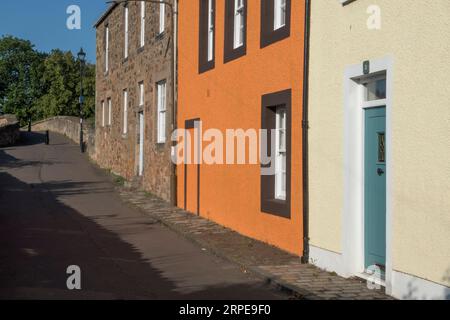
[364,107,386,272]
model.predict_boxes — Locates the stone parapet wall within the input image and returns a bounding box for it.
[0,115,20,147]
[32,116,95,158]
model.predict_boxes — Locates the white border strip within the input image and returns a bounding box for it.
[392,270,450,300]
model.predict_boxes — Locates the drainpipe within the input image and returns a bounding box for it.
[301,0,311,264]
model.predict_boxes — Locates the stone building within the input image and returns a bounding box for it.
[94,1,176,202]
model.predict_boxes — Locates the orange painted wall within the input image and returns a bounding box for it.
[177,0,305,255]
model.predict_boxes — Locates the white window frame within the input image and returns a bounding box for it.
[124,6,129,59]
[105,26,109,72]
[233,0,245,49]
[207,0,214,62]
[159,2,165,34]
[107,98,112,126]
[101,101,105,127]
[139,82,144,107]
[274,0,286,31]
[140,1,146,48]
[123,89,128,134]
[275,107,287,201]
[156,80,167,144]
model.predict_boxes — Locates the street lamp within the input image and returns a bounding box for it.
[77,47,86,153]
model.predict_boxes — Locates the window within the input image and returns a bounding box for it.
[124,6,129,59]
[207,0,214,61]
[234,0,245,48]
[275,107,287,200]
[139,82,144,106]
[199,0,215,73]
[274,0,286,30]
[107,98,112,126]
[260,0,291,48]
[105,25,109,72]
[140,1,145,48]
[123,90,128,134]
[365,78,386,101]
[224,0,247,63]
[156,81,167,143]
[159,2,165,34]
[261,89,291,218]
[101,101,105,127]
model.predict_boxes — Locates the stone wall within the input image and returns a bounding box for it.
[32,116,95,158]
[0,115,20,147]
[95,1,174,202]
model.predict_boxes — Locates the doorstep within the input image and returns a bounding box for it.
[116,186,393,300]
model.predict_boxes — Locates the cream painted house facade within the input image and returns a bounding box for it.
[308,0,450,299]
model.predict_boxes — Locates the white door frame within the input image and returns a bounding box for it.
[342,56,394,294]
[138,111,145,176]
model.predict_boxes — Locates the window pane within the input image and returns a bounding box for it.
[105,27,109,72]
[139,83,144,105]
[274,0,286,30]
[207,0,214,61]
[159,3,165,34]
[157,82,167,143]
[233,0,244,49]
[278,129,285,151]
[102,102,105,127]
[108,99,112,125]
[275,106,287,201]
[140,1,145,47]
[365,79,386,101]
[378,132,385,163]
[123,91,128,134]
[124,8,128,58]
[281,153,286,171]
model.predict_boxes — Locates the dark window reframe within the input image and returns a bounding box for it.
[261,89,292,219]
[198,0,216,73]
[224,0,247,63]
[260,0,292,49]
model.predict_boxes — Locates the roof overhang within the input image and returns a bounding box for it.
[94,3,119,28]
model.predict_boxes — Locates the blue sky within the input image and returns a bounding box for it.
[0,0,109,63]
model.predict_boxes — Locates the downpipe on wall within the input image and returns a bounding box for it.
[301,0,311,264]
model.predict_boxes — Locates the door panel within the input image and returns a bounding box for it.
[364,107,386,270]
[185,127,199,215]
[138,112,144,176]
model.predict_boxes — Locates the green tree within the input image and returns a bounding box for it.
[0,36,96,125]
[0,36,46,126]
[34,50,96,120]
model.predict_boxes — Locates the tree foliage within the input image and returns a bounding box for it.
[0,36,95,126]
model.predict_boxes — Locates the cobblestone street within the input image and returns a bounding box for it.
[118,188,392,300]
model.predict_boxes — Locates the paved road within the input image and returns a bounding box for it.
[0,132,287,300]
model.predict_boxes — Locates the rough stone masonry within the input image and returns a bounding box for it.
[95,1,175,202]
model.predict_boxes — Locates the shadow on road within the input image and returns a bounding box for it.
[0,133,284,300]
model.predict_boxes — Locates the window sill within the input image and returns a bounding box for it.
[224,45,246,64]
[156,31,165,40]
[260,26,290,49]
[261,198,290,219]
